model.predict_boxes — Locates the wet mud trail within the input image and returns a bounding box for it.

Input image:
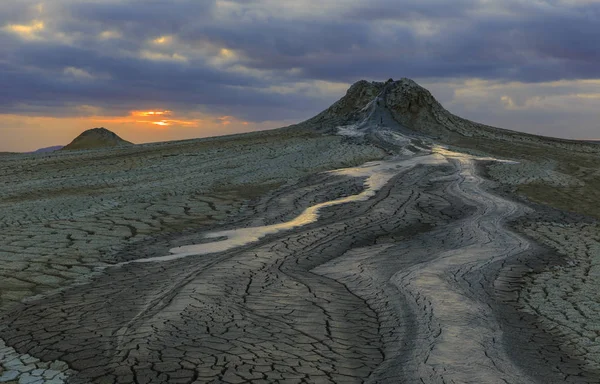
[0,152,585,383]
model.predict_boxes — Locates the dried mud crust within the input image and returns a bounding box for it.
[0,130,385,311]
[0,154,592,383]
[480,160,600,380]
[516,220,600,374]
[1,129,598,383]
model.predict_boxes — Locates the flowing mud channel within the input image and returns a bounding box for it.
[0,147,589,383]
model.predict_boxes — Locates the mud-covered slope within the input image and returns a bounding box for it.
[62,127,133,151]
[293,78,600,154]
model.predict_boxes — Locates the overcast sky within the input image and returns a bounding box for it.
[1,0,599,151]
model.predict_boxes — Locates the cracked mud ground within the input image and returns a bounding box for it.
[1,132,599,383]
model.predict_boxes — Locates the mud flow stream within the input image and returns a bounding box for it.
[1,146,540,384]
[131,147,515,264]
[130,154,447,263]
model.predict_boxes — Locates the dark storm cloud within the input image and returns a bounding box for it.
[63,0,217,39]
[0,42,311,121]
[204,1,600,83]
[342,0,476,21]
[1,0,600,122]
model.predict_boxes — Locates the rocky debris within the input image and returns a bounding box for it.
[61,128,132,151]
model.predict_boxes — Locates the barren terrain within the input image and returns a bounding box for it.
[1,79,600,383]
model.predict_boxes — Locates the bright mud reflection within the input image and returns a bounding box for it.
[130,154,446,263]
[128,147,515,264]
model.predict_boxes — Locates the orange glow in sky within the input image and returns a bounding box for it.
[123,110,200,127]
[148,119,198,127]
[87,109,240,129]
[0,107,288,152]
[131,110,172,117]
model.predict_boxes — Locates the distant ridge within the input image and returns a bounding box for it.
[62,128,133,151]
[33,145,64,153]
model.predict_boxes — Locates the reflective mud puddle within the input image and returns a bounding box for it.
[128,146,515,264]
[128,154,447,264]
[0,145,532,384]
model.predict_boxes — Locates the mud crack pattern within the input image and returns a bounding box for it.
[0,153,596,383]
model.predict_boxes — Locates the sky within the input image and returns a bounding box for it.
[1,0,599,152]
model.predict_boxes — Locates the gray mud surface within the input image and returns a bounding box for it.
[1,144,597,383]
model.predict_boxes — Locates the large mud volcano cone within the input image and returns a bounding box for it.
[289,78,600,153]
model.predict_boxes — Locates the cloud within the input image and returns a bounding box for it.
[99,30,122,40]
[0,0,599,144]
[0,110,292,152]
[152,35,173,45]
[63,66,95,79]
[419,77,600,139]
[3,19,45,40]
[139,50,188,62]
